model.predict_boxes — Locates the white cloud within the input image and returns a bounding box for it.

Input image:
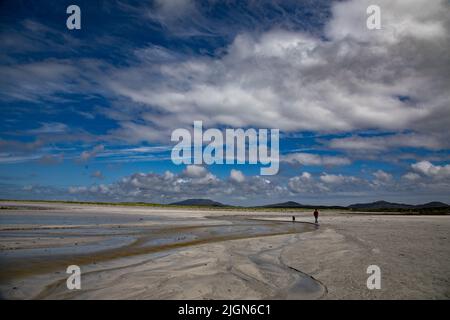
[68,166,284,203]
[283,153,351,166]
[288,171,366,195]
[411,161,450,179]
[328,133,446,153]
[2,0,449,150]
[371,169,393,187]
[326,0,448,43]
[1,1,449,205]
[373,170,393,182]
[288,172,322,193]
[183,165,208,178]
[44,163,450,204]
[99,0,450,145]
[319,173,359,185]
[230,169,245,183]
[402,172,421,181]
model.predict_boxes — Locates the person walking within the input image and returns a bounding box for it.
[313,209,319,224]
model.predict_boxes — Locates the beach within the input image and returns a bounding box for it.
[0,201,449,299]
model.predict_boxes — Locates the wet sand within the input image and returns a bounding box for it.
[0,202,449,299]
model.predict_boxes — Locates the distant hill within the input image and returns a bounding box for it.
[261,201,346,210]
[348,200,449,211]
[261,200,449,212]
[170,199,227,207]
[348,200,412,210]
[262,201,304,208]
[414,201,449,209]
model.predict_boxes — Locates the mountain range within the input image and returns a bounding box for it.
[170,199,449,211]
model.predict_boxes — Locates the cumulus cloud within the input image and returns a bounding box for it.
[387,161,450,199]
[182,165,208,178]
[230,169,245,183]
[402,172,421,181]
[371,169,393,187]
[287,171,367,195]
[411,161,450,179]
[373,170,393,182]
[21,160,446,204]
[287,172,322,193]
[320,173,354,184]
[68,167,284,203]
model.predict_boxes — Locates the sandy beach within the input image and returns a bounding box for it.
[0,201,449,299]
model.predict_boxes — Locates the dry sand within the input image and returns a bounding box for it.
[0,201,449,299]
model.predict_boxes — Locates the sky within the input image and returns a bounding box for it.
[0,0,449,206]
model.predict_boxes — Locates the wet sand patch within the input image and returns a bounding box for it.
[0,206,320,299]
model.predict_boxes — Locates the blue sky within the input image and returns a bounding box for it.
[1,0,449,205]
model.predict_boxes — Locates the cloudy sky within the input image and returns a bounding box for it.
[1,0,449,206]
